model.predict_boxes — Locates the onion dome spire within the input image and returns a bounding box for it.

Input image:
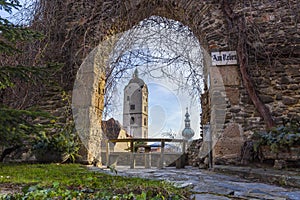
[182,107,195,140]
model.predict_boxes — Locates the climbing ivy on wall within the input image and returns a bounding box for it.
[222,0,276,129]
[253,120,300,152]
[3,0,299,138]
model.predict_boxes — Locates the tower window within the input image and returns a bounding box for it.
[144,106,146,112]
[130,105,135,110]
[127,96,129,101]
[130,117,135,124]
[144,118,147,126]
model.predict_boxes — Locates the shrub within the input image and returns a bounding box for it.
[33,121,80,163]
[252,120,300,153]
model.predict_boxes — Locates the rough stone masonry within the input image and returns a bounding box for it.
[3,0,299,165]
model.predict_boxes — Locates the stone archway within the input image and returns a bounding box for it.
[37,0,300,165]
[70,1,234,165]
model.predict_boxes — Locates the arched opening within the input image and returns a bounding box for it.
[71,2,227,166]
[7,0,298,169]
[104,16,204,140]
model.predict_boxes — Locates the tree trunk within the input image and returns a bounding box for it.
[222,0,275,129]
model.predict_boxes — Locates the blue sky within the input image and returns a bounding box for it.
[107,17,204,139]
[0,0,34,25]
[108,71,201,139]
[148,82,200,138]
[0,0,23,19]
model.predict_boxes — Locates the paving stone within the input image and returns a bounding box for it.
[173,181,195,188]
[192,193,231,200]
[90,166,300,200]
[243,189,286,200]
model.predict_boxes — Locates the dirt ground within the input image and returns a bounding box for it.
[0,183,22,195]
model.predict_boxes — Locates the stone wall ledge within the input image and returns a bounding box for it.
[213,165,300,188]
[260,146,300,161]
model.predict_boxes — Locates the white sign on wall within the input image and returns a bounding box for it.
[211,51,238,66]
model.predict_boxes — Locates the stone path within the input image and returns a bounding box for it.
[90,166,300,200]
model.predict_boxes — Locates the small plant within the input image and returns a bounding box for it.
[252,120,300,153]
[108,164,118,174]
[33,121,80,163]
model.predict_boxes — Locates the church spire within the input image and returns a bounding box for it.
[184,107,191,128]
[182,107,195,140]
[133,68,139,78]
[123,67,148,138]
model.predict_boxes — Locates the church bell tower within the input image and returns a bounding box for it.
[123,69,148,138]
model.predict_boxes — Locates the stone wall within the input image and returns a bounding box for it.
[6,0,298,165]
[186,140,202,167]
[198,0,300,164]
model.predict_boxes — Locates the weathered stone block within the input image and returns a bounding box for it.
[229,106,241,113]
[259,94,274,103]
[275,94,283,100]
[274,65,285,73]
[281,76,290,84]
[213,123,244,161]
[294,77,300,83]
[225,88,240,105]
[241,96,252,104]
[211,96,226,105]
[274,160,287,169]
[210,67,224,87]
[289,84,299,90]
[282,96,298,105]
[218,66,241,86]
[260,146,300,162]
[240,113,252,118]
[272,110,283,117]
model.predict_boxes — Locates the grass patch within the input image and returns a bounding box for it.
[0,163,191,199]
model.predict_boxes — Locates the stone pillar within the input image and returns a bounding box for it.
[210,65,245,164]
[72,46,107,165]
